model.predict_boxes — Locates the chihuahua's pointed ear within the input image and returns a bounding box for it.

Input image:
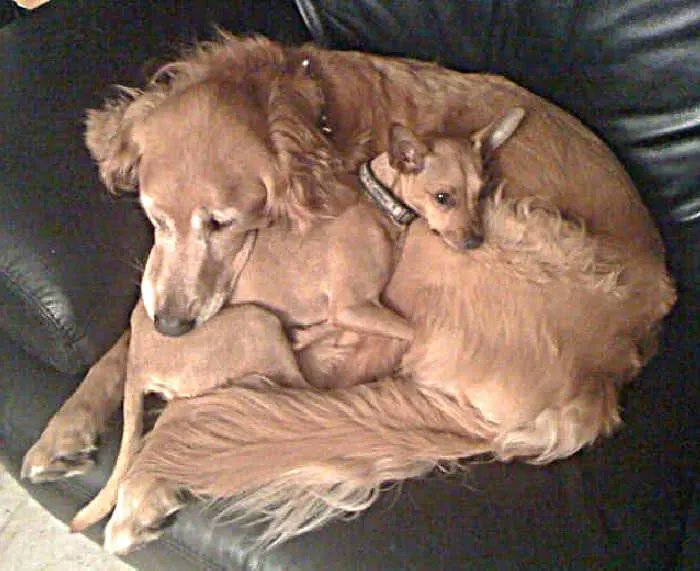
[471,107,526,157]
[389,124,429,174]
[85,88,159,193]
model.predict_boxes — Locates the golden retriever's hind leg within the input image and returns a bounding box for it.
[22,331,130,483]
[332,302,414,342]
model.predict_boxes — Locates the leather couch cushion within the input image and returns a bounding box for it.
[295,0,700,291]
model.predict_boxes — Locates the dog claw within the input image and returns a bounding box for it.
[22,447,97,483]
[54,449,98,466]
[22,423,99,483]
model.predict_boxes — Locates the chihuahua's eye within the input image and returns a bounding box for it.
[434,191,456,208]
[208,217,235,232]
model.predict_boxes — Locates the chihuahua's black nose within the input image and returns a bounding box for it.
[462,235,484,249]
[154,314,196,337]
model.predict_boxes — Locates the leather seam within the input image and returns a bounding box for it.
[0,264,84,366]
[293,0,326,46]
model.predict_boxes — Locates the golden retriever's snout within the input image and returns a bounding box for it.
[153,314,196,337]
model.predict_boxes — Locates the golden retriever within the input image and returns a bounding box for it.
[22,34,675,554]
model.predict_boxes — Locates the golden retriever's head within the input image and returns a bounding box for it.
[384,108,526,250]
[85,35,337,336]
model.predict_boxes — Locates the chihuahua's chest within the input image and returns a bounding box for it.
[231,207,399,328]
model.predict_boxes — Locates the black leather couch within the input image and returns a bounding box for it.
[1,1,697,569]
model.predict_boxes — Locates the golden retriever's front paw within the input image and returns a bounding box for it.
[104,476,184,555]
[21,412,98,483]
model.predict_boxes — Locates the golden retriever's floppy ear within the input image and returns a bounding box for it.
[84,88,161,193]
[389,124,428,174]
[265,71,339,227]
[471,107,526,157]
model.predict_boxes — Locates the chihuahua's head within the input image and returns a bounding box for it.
[381,107,525,251]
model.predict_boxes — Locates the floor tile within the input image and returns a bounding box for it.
[0,465,134,571]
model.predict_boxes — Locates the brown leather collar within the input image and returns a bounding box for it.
[358,161,417,226]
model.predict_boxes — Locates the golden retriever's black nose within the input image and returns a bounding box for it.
[154,314,196,337]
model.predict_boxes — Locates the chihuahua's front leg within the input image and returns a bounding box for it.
[326,212,414,343]
[332,302,414,342]
[22,330,130,483]
[293,301,414,350]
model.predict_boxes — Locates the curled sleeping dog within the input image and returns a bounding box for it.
[102,185,674,554]
[22,34,675,554]
[291,109,525,351]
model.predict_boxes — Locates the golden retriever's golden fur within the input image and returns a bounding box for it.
[22,34,675,554]
[120,194,671,550]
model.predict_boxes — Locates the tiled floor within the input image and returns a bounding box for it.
[0,463,134,571]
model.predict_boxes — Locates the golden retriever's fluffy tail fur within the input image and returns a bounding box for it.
[122,190,674,550]
[127,364,623,549]
[129,378,497,548]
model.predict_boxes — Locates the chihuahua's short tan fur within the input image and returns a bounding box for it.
[70,109,525,533]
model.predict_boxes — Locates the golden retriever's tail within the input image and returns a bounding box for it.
[128,376,498,548]
[70,379,144,533]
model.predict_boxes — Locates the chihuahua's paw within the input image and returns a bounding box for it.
[290,323,337,351]
[21,409,99,483]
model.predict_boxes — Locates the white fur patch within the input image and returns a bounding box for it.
[191,212,204,231]
[140,272,156,320]
[104,490,135,554]
[140,194,154,210]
